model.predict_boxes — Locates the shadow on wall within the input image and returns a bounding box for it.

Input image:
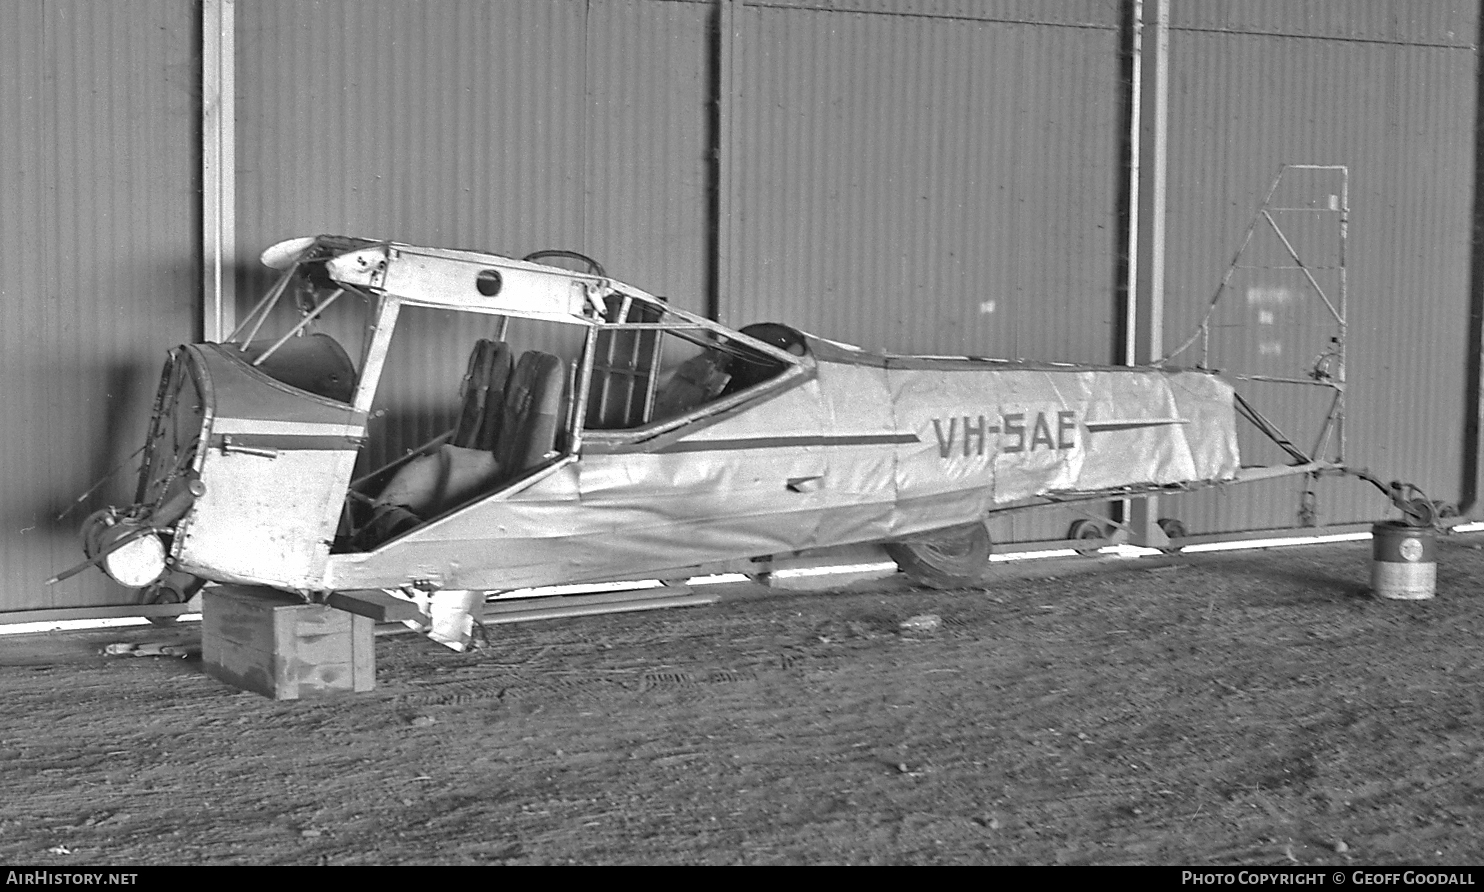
[5,244,201,605]
[29,359,157,542]
[6,357,160,605]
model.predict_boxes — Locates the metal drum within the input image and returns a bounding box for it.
[1370,521,1437,600]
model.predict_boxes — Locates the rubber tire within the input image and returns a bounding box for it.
[79,509,117,560]
[1066,519,1107,556]
[142,575,203,627]
[885,522,992,589]
[1156,517,1188,554]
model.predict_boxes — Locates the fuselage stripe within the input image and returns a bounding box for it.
[209,433,362,451]
[656,433,920,453]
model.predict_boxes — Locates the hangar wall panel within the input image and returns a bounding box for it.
[727,3,1122,362]
[584,0,714,308]
[234,0,586,301]
[1157,3,1479,535]
[234,0,714,467]
[725,1,1123,540]
[234,0,712,311]
[0,0,200,613]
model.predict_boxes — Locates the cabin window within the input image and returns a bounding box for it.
[226,258,374,403]
[340,305,586,551]
[583,298,799,431]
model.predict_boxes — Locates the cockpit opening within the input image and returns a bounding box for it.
[335,298,808,551]
[224,240,377,404]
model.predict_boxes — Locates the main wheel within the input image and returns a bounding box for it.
[1066,519,1107,556]
[885,522,992,589]
[141,573,205,627]
[1156,517,1188,554]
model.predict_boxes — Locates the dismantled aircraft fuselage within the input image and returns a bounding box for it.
[71,234,1353,604]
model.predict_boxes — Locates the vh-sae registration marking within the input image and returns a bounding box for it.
[931,411,1079,458]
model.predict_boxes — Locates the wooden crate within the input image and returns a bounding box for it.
[202,585,375,699]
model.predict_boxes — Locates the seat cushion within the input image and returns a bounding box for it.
[495,351,566,477]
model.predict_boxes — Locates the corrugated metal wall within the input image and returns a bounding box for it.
[234,0,712,315]
[726,1,1124,541]
[234,0,715,484]
[727,1,1122,360]
[1160,0,1480,535]
[0,0,200,613]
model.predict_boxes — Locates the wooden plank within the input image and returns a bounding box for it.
[327,589,423,623]
[286,630,356,666]
[287,658,359,699]
[351,614,375,693]
[202,586,375,699]
[201,630,279,699]
[202,586,291,655]
[287,601,351,638]
[205,628,361,701]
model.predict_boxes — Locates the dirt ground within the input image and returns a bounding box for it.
[3,534,1484,866]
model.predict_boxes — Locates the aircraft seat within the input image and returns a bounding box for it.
[495,351,566,481]
[453,338,514,450]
